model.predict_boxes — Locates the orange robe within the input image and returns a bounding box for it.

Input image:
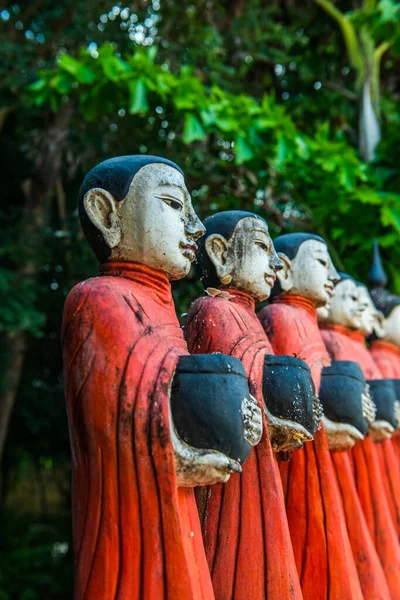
[321,323,400,597]
[186,290,302,600]
[259,296,363,600]
[62,261,214,600]
[370,339,400,534]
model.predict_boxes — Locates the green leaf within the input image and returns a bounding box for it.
[234,134,254,164]
[381,205,400,233]
[182,114,206,143]
[58,54,96,84]
[27,78,46,92]
[129,79,149,114]
[50,73,73,94]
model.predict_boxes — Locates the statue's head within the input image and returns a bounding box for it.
[271,233,339,307]
[79,155,205,280]
[356,282,382,337]
[318,273,363,330]
[197,211,283,302]
[368,240,400,345]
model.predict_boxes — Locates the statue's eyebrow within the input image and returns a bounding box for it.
[156,181,190,202]
[249,227,269,236]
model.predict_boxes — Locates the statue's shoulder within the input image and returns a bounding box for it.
[259,302,297,329]
[188,294,240,324]
[64,276,133,317]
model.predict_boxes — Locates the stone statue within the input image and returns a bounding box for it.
[62,156,260,600]
[319,271,400,598]
[184,211,320,600]
[367,243,400,538]
[258,233,364,600]
[369,240,400,378]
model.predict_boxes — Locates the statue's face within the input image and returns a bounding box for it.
[278,240,339,307]
[323,279,362,330]
[206,217,283,301]
[382,305,400,346]
[116,164,205,279]
[357,286,380,336]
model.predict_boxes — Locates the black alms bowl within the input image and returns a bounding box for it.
[367,379,398,430]
[320,361,368,435]
[263,355,318,436]
[170,354,251,464]
[391,379,400,401]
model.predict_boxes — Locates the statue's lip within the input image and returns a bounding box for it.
[180,242,198,260]
[325,283,334,296]
[264,273,276,287]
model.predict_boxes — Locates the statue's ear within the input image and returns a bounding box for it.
[83,188,121,249]
[205,234,231,283]
[373,309,386,338]
[276,252,293,292]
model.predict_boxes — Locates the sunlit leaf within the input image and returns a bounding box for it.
[234,134,254,164]
[129,79,149,114]
[58,54,96,84]
[183,113,206,143]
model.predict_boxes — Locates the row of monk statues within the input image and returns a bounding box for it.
[62,155,400,600]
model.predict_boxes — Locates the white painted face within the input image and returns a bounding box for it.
[322,279,362,329]
[381,305,400,346]
[84,163,205,280]
[205,217,283,302]
[357,285,381,337]
[277,239,339,307]
[317,305,330,322]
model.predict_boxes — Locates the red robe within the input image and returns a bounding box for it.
[370,340,400,379]
[321,323,400,597]
[62,261,214,600]
[370,339,400,533]
[259,295,363,600]
[185,289,302,600]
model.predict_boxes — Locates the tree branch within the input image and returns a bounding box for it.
[321,79,358,100]
[314,0,364,73]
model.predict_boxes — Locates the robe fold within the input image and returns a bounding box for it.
[321,323,400,598]
[185,289,302,600]
[62,261,214,600]
[259,296,363,600]
[370,339,400,532]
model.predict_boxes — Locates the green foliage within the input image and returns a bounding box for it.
[0,511,72,600]
[25,42,400,269]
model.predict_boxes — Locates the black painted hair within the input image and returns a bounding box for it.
[196,210,266,289]
[367,239,400,317]
[370,288,400,318]
[78,155,184,263]
[272,232,326,259]
[270,232,327,298]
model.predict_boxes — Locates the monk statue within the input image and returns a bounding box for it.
[62,156,261,600]
[369,240,400,378]
[258,233,364,600]
[185,211,320,600]
[366,243,400,538]
[320,273,400,598]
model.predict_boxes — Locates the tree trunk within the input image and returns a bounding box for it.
[359,77,381,162]
[0,331,26,466]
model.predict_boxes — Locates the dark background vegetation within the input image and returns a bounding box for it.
[1,1,400,597]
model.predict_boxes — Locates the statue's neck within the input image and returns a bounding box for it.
[100,260,173,305]
[219,287,256,312]
[371,338,400,356]
[272,293,317,319]
[319,322,365,343]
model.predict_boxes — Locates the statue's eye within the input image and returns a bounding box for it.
[158,196,183,212]
[256,242,269,252]
[317,258,328,267]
